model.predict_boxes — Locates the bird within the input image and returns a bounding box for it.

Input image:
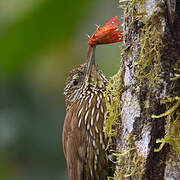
[63,45,113,180]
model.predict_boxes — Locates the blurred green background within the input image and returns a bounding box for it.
[0,0,122,179]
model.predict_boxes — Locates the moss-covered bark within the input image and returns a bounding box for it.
[105,0,180,179]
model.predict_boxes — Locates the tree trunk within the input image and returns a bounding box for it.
[105,0,180,179]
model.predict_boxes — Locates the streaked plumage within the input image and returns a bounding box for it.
[63,46,113,180]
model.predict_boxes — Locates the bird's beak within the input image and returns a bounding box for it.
[86,45,96,79]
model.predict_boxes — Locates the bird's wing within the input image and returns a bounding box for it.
[62,104,86,180]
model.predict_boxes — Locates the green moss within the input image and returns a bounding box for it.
[154,117,180,159]
[104,0,166,179]
[152,97,180,118]
[152,66,180,158]
[113,136,146,180]
[104,0,179,179]
[135,7,164,87]
[135,1,180,159]
[153,95,180,158]
[104,63,124,137]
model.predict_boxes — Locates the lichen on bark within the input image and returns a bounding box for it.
[105,0,180,179]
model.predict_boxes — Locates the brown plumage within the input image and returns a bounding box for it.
[63,46,113,180]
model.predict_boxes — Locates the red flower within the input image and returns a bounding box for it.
[88,16,123,46]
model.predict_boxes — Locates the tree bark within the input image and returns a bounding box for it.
[105,0,180,179]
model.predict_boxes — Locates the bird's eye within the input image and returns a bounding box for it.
[73,79,79,86]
